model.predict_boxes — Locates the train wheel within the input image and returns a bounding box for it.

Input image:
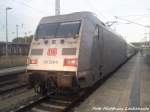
[72,77,80,93]
[34,83,41,93]
[34,82,47,95]
[47,78,57,93]
[40,83,47,95]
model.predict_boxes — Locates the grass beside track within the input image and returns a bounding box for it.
[0,56,27,69]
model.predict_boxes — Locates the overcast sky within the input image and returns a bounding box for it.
[0,0,150,42]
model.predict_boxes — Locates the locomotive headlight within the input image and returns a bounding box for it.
[63,58,77,67]
[30,59,38,64]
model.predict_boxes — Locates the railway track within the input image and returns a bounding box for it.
[6,57,132,112]
[0,67,29,97]
[11,91,85,112]
[9,64,127,112]
[0,79,28,95]
[10,68,116,112]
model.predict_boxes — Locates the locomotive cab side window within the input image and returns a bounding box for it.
[94,25,99,39]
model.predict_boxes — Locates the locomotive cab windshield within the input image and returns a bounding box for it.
[36,21,81,39]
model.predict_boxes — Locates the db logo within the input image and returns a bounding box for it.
[47,48,57,56]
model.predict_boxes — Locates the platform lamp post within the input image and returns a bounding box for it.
[145,26,150,46]
[16,24,19,43]
[5,7,12,56]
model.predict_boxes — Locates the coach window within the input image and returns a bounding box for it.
[94,25,99,39]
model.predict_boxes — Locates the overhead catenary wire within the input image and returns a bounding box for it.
[120,14,150,18]
[114,16,148,28]
[117,14,150,21]
[83,0,108,21]
[115,16,150,44]
[11,0,48,15]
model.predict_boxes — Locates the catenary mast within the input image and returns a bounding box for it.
[55,0,60,15]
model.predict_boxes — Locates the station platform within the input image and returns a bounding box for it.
[0,66,26,76]
[75,54,150,112]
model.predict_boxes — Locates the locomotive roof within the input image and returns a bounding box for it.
[40,11,97,24]
[40,11,125,42]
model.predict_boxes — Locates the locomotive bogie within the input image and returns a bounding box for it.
[28,71,79,94]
